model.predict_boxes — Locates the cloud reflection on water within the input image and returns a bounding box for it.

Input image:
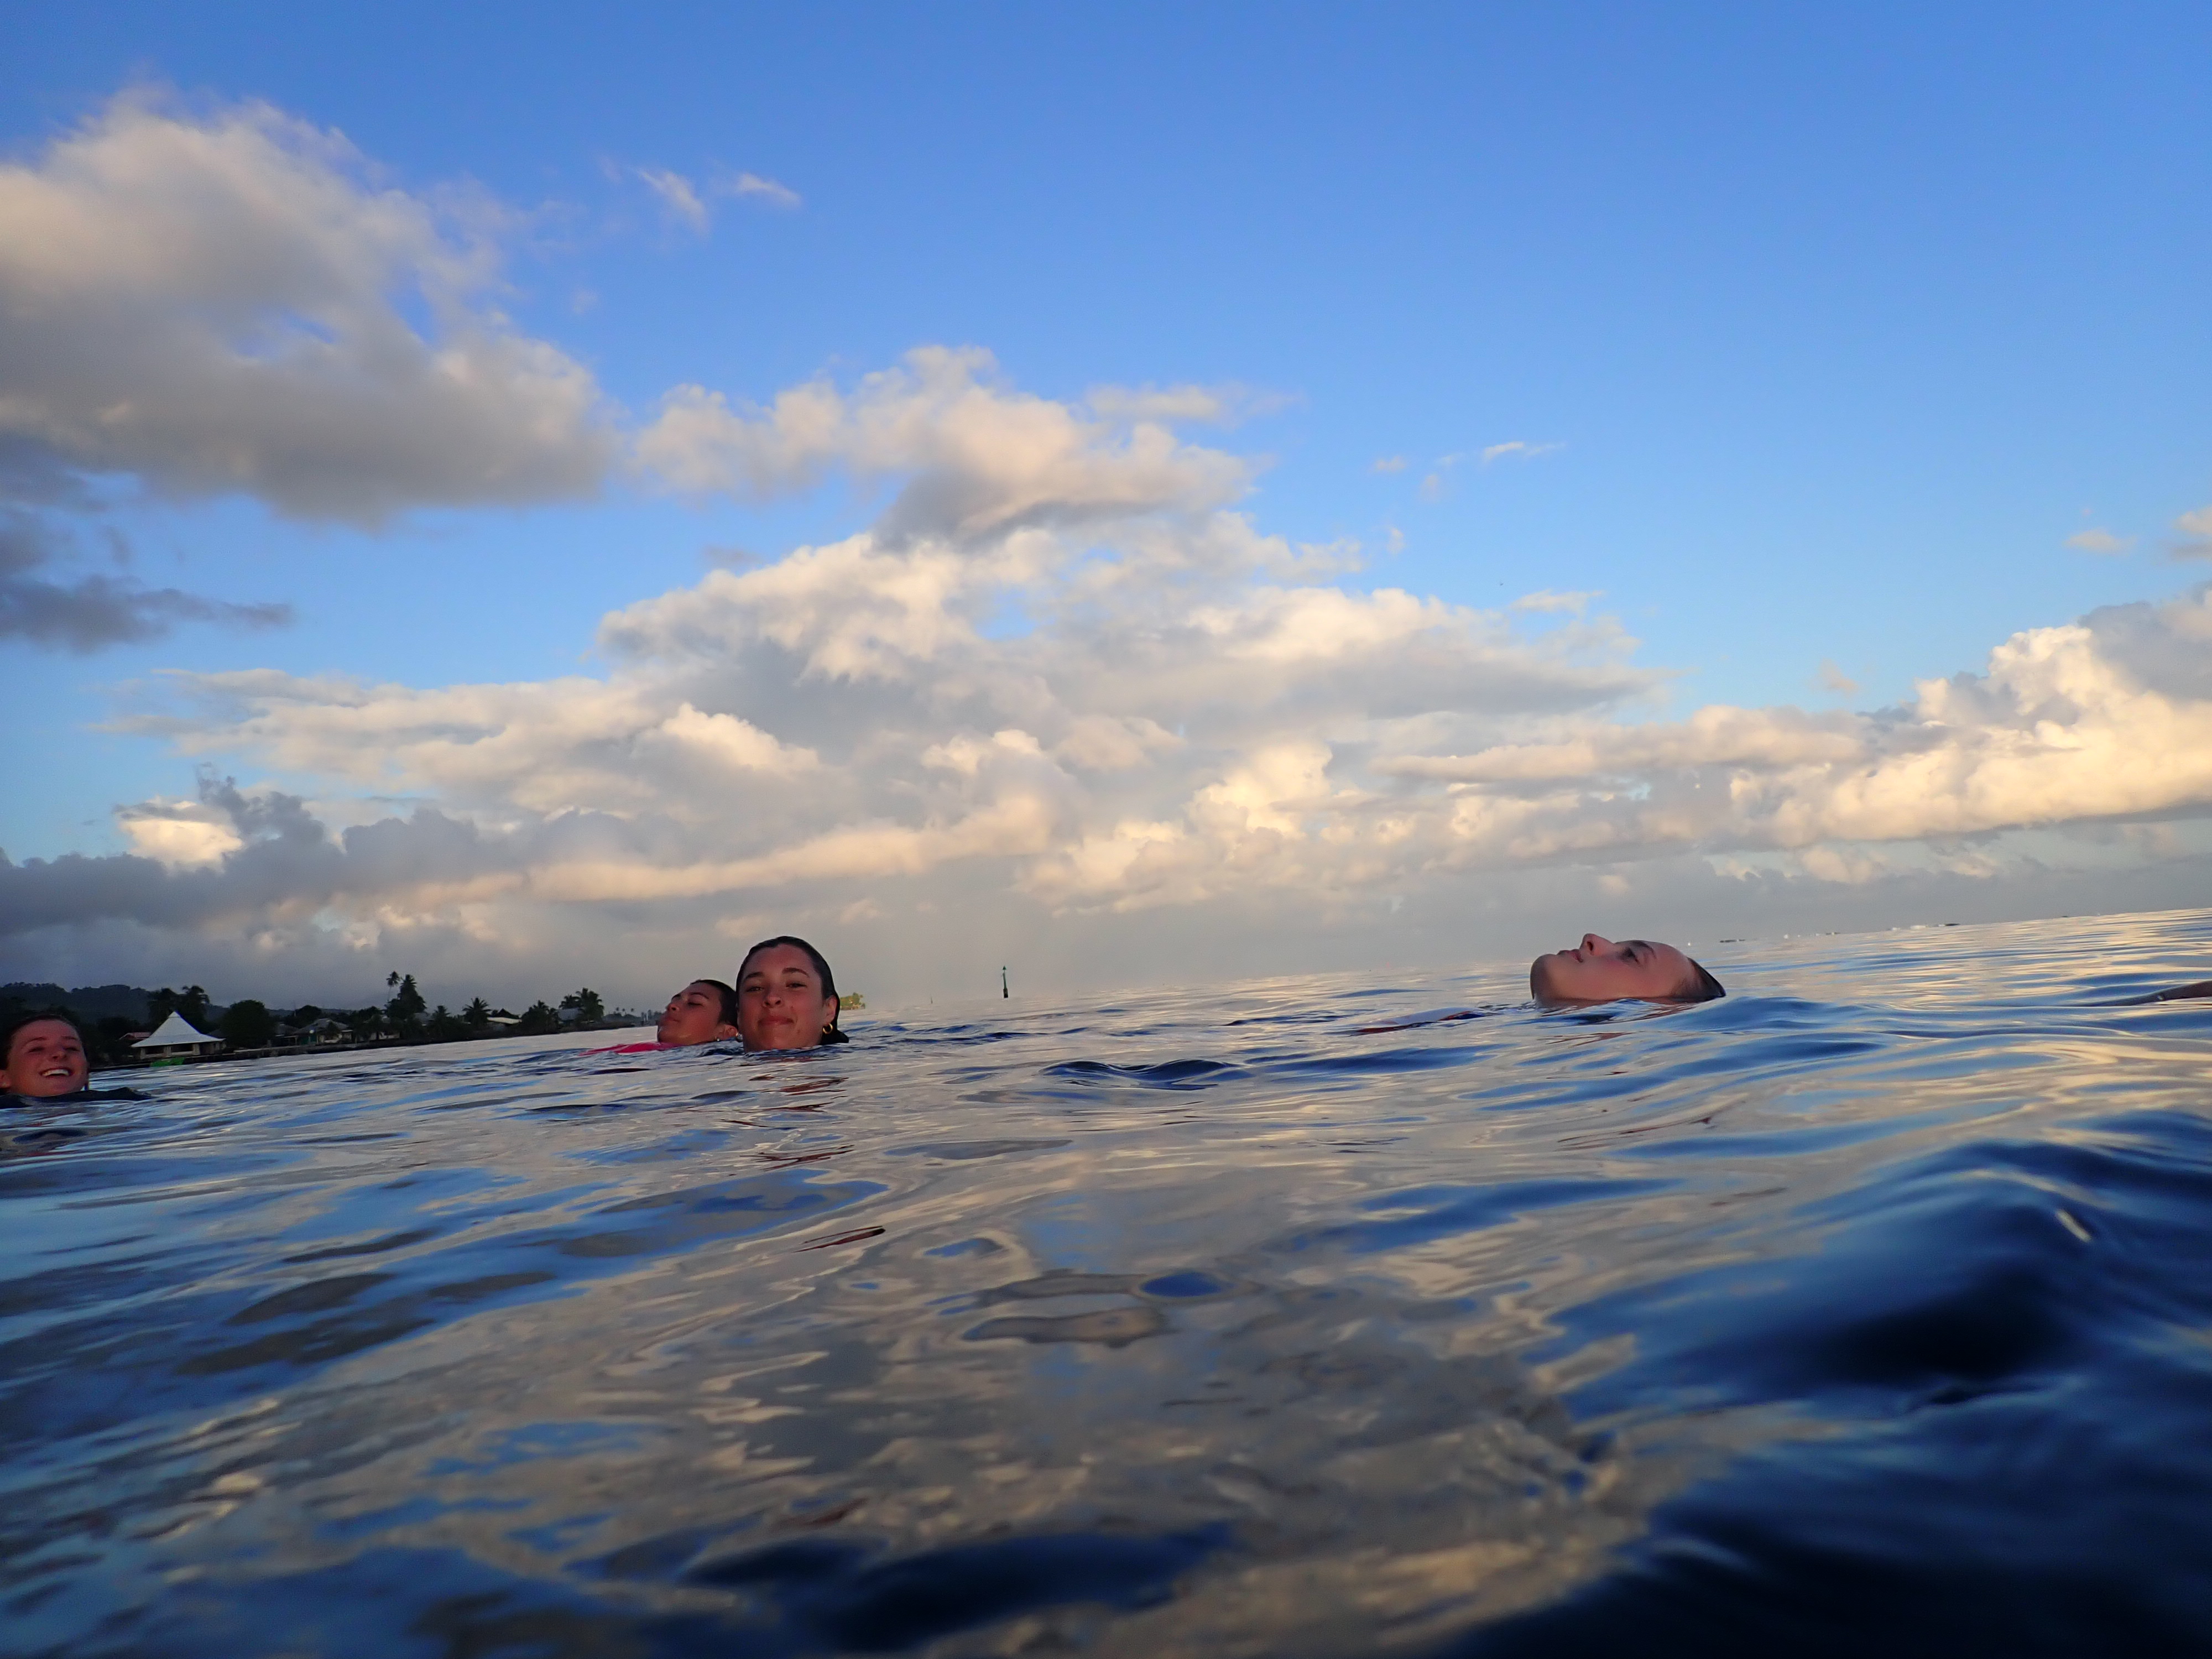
[7,909,2212,1652]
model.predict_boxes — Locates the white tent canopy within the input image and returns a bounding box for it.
[134,1011,217,1050]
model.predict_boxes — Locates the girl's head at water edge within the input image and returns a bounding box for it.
[1530,934,1725,1005]
[2,1013,91,1099]
[657,979,739,1045]
[735,937,848,1050]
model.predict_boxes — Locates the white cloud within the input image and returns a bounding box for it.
[1053,714,1182,773]
[127,669,820,823]
[635,346,1251,544]
[635,166,710,232]
[1793,844,1888,885]
[1374,586,2212,861]
[17,348,2212,998]
[1816,659,1860,695]
[1084,383,1242,424]
[650,703,819,775]
[53,356,1645,941]
[1371,455,1408,474]
[0,91,614,523]
[2067,527,2131,555]
[1480,440,1564,467]
[720,170,801,210]
[632,165,801,230]
[105,557,2212,935]
[2177,506,2212,559]
[117,797,244,866]
[1375,703,1868,783]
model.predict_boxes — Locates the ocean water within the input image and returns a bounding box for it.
[7,907,2212,1658]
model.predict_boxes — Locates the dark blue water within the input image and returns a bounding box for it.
[7,909,2212,1657]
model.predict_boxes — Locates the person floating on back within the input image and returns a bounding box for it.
[586,979,742,1055]
[736,936,849,1050]
[2,1013,92,1101]
[659,979,740,1043]
[1530,933,1726,1005]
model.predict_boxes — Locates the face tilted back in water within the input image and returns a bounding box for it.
[736,945,838,1051]
[1530,934,1706,1003]
[656,980,738,1045]
[2,1019,91,1098]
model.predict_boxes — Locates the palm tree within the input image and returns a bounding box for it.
[385,974,427,1023]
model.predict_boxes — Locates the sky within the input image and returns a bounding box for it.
[3,2,2210,1011]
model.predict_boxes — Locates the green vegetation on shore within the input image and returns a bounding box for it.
[2,975,650,1068]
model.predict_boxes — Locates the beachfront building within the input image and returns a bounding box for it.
[133,1012,222,1061]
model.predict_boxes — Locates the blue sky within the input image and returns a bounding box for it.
[4,3,2210,1004]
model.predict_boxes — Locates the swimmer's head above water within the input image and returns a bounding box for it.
[735,936,849,1050]
[657,979,739,1045]
[1530,934,1725,1005]
[2,1013,91,1099]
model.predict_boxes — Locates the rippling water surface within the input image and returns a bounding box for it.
[9,907,2212,1657]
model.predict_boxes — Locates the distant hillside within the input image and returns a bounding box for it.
[1,983,153,1022]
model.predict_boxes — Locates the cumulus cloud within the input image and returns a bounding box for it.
[123,669,821,821]
[14,349,2212,998]
[129,560,2212,927]
[9,355,1641,956]
[635,346,1251,544]
[0,90,615,523]
[1370,585,2212,867]
[116,790,244,866]
[1,768,530,938]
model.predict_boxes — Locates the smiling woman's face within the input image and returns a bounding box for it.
[737,945,837,1051]
[1530,934,1700,1004]
[2,1019,90,1098]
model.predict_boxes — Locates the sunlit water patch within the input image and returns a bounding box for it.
[8,909,2212,1657]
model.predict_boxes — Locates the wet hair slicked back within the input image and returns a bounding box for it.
[1683,959,1727,1001]
[695,978,739,1027]
[734,936,850,1045]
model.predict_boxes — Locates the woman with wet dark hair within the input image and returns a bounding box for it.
[656,979,740,1044]
[735,936,849,1050]
[1529,933,1726,1005]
